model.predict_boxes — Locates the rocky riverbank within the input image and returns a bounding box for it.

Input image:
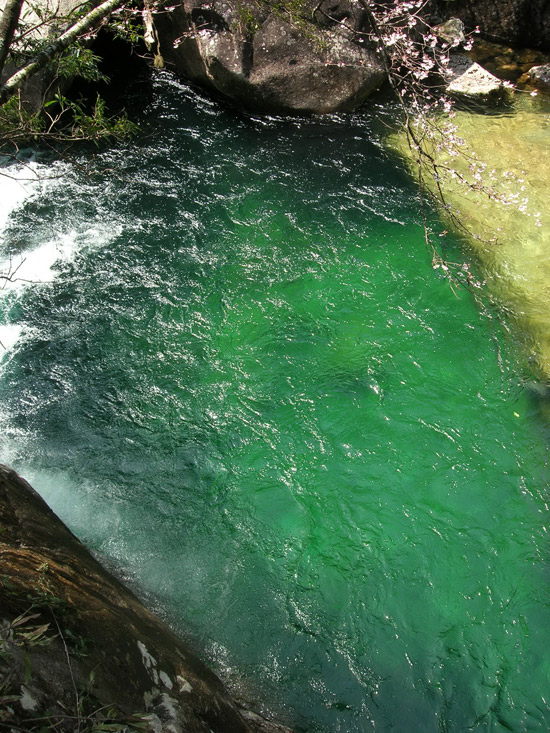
[0,464,291,732]
[152,0,386,114]
[149,0,550,112]
[3,0,550,119]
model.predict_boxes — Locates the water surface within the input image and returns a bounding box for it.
[1,73,549,731]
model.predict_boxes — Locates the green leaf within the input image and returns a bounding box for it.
[10,612,40,629]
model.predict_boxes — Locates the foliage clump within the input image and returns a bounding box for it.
[0,0,144,148]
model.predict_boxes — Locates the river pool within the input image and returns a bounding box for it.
[1,73,549,731]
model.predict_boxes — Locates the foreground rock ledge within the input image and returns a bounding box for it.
[0,464,290,732]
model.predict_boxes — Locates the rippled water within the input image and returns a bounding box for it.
[1,74,550,731]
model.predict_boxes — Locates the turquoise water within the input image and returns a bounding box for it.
[1,73,550,731]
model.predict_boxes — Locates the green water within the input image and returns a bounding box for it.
[1,74,550,731]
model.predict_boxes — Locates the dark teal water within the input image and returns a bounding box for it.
[1,73,550,731]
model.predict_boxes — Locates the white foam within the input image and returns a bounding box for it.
[0,218,123,351]
[0,159,57,331]
[0,233,77,289]
[0,323,22,351]
[0,160,43,231]
[0,231,80,357]
[0,159,124,439]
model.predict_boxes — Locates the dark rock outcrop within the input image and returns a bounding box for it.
[429,0,550,52]
[153,0,386,114]
[0,464,290,732]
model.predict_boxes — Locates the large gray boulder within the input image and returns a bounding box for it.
[153,0,386,114]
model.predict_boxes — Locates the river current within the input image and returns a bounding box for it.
[1,73,550,731]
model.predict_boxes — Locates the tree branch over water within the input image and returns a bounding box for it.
[0,0,125,106]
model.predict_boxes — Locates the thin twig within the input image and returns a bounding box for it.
[50,612,81,733]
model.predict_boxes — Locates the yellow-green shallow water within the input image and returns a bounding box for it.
[393,93,550,379]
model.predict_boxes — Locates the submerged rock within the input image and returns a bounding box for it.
[0,464,290,732]
[153,0,385,114]
[466,39,550,88]
[392,96,550,380]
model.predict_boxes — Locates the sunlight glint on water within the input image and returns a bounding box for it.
[1,74,550,731]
